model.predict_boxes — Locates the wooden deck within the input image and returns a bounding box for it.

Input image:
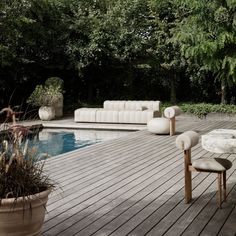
[42,118,236,236]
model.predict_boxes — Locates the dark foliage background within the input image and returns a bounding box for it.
[0,0,235,112]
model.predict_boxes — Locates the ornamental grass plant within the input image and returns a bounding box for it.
[0,107,54,201]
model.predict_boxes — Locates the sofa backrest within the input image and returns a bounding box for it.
[124,101,161,111]
[103,101,126,110]
[103,100,161,111]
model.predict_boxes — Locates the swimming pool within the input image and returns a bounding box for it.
[28,129,131,158]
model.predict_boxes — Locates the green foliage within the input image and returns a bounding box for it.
[162,102,236,118]
[45,77,64,90]
[180,103,236,118]
[214,7,229,23]
[179,103,213,118]
[62,0,152,70]
[144,0,188,103]
[27,85,62,107]
[0,0,236,107]
[175,0,236,103]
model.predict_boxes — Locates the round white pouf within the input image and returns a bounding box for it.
[147,118,170,134]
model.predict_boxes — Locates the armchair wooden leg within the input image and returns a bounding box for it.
[223,171,227,202]
[170,117,175,136]
[184,150,192,203]
[218,173,222,208]
[185,170,192,203]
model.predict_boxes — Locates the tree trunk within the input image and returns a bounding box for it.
[221,80,227,104]
[170,74,177,104]
[87,75,93,103]
[126,63,133,99]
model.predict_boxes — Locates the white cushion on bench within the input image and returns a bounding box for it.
[103,101,125,110]
[124,101,161,111]
[74,108,98,122]
[119,110,157,124]
[96,110,119,123]
[74,100,161,124]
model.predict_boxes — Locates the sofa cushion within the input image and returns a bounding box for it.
[124,101,161,111]
[96,110,119,123]
[74,100,161,124]
[142,101,161,111]
[118,110,156,124]
[74,108,99,122]
[103,101,125,110]
[137,106,148,111]
[124,101,143,111]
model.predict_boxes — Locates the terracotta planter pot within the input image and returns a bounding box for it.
[0,189,51,236]
[38,106,55,121]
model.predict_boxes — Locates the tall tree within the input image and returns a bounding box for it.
[147,0,187,103]
[175,0,236,104]
[0,0,32,105]
[0,0,69,105]
[62,0,152,101]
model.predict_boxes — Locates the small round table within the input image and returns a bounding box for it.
[201,129,236,153]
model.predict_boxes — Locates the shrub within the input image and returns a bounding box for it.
[27,85,62,107]
[180,103,236,118]
[45,77,64,90]
[162,102,236,118]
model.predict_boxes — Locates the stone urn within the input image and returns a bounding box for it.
[0,189,51,236]
[53,93,63,118]
[38,106,55,121]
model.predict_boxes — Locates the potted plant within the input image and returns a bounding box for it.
[27,84,62,121]
[0,109,54,235]
[45,77,64,118]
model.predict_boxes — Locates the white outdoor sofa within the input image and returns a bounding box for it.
[74,100,161,124]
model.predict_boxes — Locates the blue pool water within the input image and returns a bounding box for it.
[28,131,100,159]
[28,129,131,159]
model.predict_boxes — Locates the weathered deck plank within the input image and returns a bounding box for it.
[42,119,236,236]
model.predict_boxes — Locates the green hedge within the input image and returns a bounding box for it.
[162,103,236,118]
